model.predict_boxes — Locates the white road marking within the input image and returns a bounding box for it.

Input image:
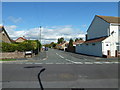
[25,63,33,64]
[59,55,64,59]
[113,62,119,64]
[56,53,65,59]
[74,62,83,64]
[35,63,43,64]
[103,62,111,64]
[94,62,102,64]
[65,59,75,63]
[56,63,64,64]
[56,53,59,55]
[84,62,93,64]
[65,59,83,64]
[46,63,53,64]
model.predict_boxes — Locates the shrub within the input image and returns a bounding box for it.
[2,40,41,52]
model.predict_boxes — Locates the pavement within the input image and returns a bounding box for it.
[1,48,119,64]
[1,48,119,88]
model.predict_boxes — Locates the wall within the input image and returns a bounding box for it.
[76,42,103,57]
[0,52,25,59]
[87,16,109,40]
[102,25,119,57]
[16,38,25,42]
[0,31,11,43]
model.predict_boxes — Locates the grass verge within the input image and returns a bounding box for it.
[0,59,16,61]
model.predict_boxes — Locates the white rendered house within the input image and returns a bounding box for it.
[76,15,120,57]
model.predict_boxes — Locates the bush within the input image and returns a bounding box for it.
[2,40,41,52]
[2,42,17,52]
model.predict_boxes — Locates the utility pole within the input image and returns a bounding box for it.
[40,26,42,44]
[40,26,42,52]
[38,26,41,54]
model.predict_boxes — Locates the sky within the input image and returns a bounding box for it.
[2,2,118,44]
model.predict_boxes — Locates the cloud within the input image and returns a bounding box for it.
[8,16,23,23]
[81,24,87,28]
[4,25,86,44]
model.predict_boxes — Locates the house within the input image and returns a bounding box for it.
[15,37,27,43]
[56,42,69,51]
[0,26,11,43]
[67,40,84,52]
[73,40,84,46]
[76,15,120,57]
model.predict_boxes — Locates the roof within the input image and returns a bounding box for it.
[15,37,27,41]
[73,40,84,45]
[84,37,107,43]
[57,42,68,46]
[97,15,120,23]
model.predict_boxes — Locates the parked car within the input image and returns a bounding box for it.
[45,47,48,51]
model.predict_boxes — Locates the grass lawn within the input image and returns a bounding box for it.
[0,59,16,61]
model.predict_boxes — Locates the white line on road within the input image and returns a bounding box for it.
[59,55,64,59]
[56,63,64,64]
[102,62,112,64]
[65,59,83,64]
[34,63,43,64]
[74,62,83,64]
[45,63,53,64]
[56,53,59,55]
[94,62,103,64]
[56,53,65,59]
[84,62,93,64]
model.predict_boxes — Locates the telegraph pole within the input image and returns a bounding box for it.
[40,26,42,52]
[38,26,41,54]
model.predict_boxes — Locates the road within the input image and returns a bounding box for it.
[1,48,119,89]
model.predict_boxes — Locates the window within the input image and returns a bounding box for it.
[86,44,88,45]
[106,44,109,46]
[92,43,95,46]
[111,31,114,35]
[116,43,120,45]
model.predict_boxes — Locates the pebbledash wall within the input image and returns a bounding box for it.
[0,52,25,59]
[76,42,103,57]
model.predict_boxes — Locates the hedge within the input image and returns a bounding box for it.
[1,40,41,52]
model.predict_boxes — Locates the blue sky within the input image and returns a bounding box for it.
[2,2,118,44]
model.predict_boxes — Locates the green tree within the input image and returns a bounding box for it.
[57,37,64,44]
[68,38,73,48]
[79,38,83,40]
[75,38,79,42]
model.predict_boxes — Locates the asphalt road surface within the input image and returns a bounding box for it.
[1,48,119,89]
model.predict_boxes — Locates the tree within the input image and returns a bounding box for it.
[75,38,79,42]
[79,38,83,40]
[57,37,64,44]
[68,38,73,48]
